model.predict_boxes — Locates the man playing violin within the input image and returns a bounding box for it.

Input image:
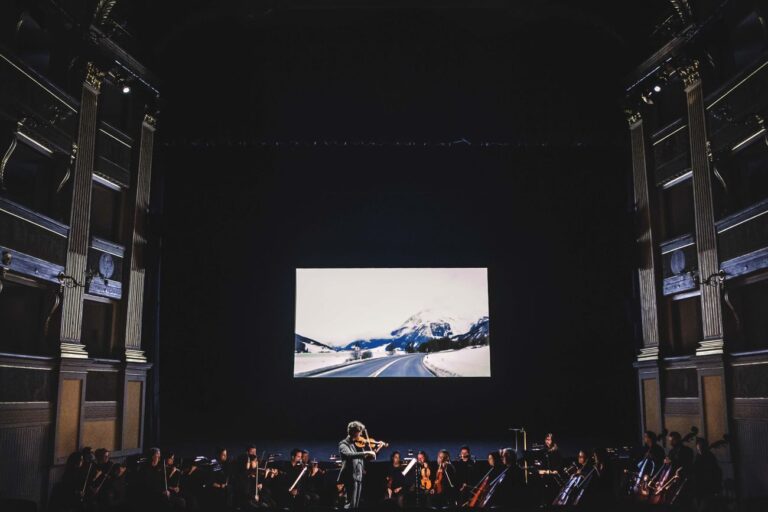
[338,421,377,508]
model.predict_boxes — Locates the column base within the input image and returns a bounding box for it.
[637,346,660,361]
[696,338,724,356]
[60,342,88,359]
[125,348,147,363]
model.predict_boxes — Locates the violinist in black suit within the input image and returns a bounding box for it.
[338,421,377,508]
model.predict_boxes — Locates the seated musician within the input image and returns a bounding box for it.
[235,445,275,509]
[284,448,314,508]
[386,451,407,508]
[49,451,85,511]
[432,449,457,507]
[666,432,694,476]
[538,433,563,504]
[305,455,325,507]
[165,452,187,509]
[100,460,128,511]
[642,430,665,469]
[485,447,517,507]
[138,447,172,509]
[693,437,722,510]
[454,445,475,500]
[208,447,232,509]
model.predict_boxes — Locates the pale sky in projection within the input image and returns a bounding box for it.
[295,268,489,346]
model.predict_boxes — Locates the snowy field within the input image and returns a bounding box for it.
[423,346,491,377]
[294,346,396,376]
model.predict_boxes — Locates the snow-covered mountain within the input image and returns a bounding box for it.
[295,334,336,353]
[453,316,489,343]
[342,310,484,351]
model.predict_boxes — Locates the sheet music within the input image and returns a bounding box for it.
[401,458,417,476]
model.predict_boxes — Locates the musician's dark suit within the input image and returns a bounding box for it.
[338,437,368,508]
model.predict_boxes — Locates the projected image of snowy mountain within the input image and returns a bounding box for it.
[293,268,490,378]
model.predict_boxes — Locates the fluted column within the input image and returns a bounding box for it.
[629,110,664,437]
[680,60,725,356]
[59,63,103,358]
[629,111,662,361]
[122,113,156,363]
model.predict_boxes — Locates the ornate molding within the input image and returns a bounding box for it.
[85,63,105,91]
[60,342,88,359]
[679,60,701,88]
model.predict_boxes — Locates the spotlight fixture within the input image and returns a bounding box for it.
[653,84,662,93]
[121,84,131,94]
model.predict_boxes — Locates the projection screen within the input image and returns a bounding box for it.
[294,268,490,378]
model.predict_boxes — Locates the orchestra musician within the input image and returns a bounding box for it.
[338,421,377,508]
[692,438,722,512]
[305,456,325,507]
[454,445,475,502]
[284,448,314,508]
[484,447,517,508]
[386,451,407,508]
[666,431,694,476]
[137,447,172,510]
[208,447,232,510]
[49,451,85,511]
[235,445,275,509]
[432,449,457,507]
[538,433,563,504]
[643,431,665,469]
[164,452,187,509]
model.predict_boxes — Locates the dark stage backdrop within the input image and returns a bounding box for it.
[157,144,639,447]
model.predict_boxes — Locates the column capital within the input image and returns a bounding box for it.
[626,110,643,127]
[679,59,701,89]
[85,62,105,91]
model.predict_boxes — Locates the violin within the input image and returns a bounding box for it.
[434,465,444,494]
[354,436,389,451]
[420,463,432,491]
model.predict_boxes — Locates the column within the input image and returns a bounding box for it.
[628,110,664,436]
[59,62,103,358]
[122,113,156,363]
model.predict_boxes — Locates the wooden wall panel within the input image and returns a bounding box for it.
[702,374,726,442]
[642,378,661,433]
[55,379,81,459]
[733,419,768,498]
[82,419,118,450]
[664,414,699,436]
[0,424,50,505]
[124,380,142,450]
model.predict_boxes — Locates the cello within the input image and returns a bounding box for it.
[464,467,494,508]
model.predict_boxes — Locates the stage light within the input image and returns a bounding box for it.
[122,84,131,94]
[653,84,662,93]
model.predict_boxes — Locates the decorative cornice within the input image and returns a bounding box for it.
[679,60,701,88]
[85,63,105,91]
[60,342,89,359]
